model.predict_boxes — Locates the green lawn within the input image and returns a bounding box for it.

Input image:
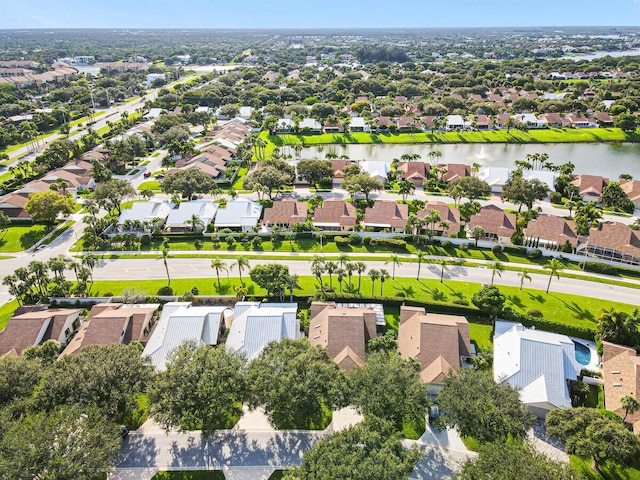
[88,275,635,338]
[231,167,248,190]
[151,472,225,480]
[469,322,493,352]
[0,299,20,331]
[137,180,162,191]
[0,224,53,252]
[570,456,640,480]
[263,127,639,150]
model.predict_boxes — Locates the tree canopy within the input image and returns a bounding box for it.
[161,168,217,199]
[93,178,136,214]
[500,175,549,211]
[249,263,291,299]
[24,190,74,224]
[471,285,506,319]
[297,159,333,187]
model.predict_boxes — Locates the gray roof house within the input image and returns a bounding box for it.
[213,198,262,232]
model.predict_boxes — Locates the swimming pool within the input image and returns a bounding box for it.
[574,341,592,366]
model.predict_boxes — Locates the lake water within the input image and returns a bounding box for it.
[299,143,640,179]
[562,49,640,61]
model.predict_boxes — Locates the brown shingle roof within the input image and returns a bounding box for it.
[587,222,640,259]
[417,202,461,235]
[312,199,357,228]
[398,306,470,383]
[396,162,430,183]
[570,174,609,196]
[467,205,517,238]
[331,160,357,180]
[263,199,308,226]
[439,163,470,182]
[363,201,409,229]
[620,180,640,203]
[523,214,578,248]
[602,341,640,434]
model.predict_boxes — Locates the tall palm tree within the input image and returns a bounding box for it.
[345,262,357,289]
[211,259,228,288]
[185,214,204,233]
[311,255,326,286]
[369,269,380,296]
[354,262,367,293]
[379,269,390,296]
[338,253,350,268]
[287,274,301,302]
[518,270,532,291]
[439,259,448,283]
[234,256,250,285]
[158,247,171,286]
[336,268,346,294]
[324,261,338,290]
[544,258,564,294]
[416,251,427,280]
[397,179,415,201]
[491,261,505,285]
[386,254,402,280]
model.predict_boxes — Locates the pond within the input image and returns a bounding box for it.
[299,142,640,179]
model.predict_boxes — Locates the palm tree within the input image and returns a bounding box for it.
[185,214,204,233]
[140,189,155,201]
[439,259,448,283]
[369,269,380,296]
[234,285,248,301]
[491,261,504,285]
[211,258,228,288]
[379,269,390,296]
[338,253,350,268]
[416,251,427,280]
[345,262,357,289]
[397,179,415,201]
[621,395,640,422]
[234,256,250,285]
[386,254,402,280]
[543,258,564,294]
[564,200,578,218]
[517,270,532,291]
[336,268,346,294]
[324,260,338,290]
[311,255,325,286]
[287,274,301,302]
[355,261,367,293]
[158,247,171,286]
[471,226,485,247]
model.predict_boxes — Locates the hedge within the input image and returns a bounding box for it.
[501,306,595,340]
[580,262,620,277]
[370,238,407,249]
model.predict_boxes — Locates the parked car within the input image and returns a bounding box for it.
[154,174,165,180]
[143,171,151,178]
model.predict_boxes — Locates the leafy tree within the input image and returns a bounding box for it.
[599,181,635,213]
[249,263,291,298]
[342,173,383,200]
[453,176,491,202]
[0,212,11,233]
[543,258,564,293]
[34,344,152,424]
[243,166,292,199]
[0,355,41,408]
[574,201,602,236]
[457,441,575,480]
[348,352,428,431]
[149,342,246,432]
[501,176,549,212]
[0,405,120,480]
[22,339,61,366]
[94,178,136,214]
[161,168,216,199]
[615,112,637,132]
[297,159,333,188]
[367,330,398,354]
[595,307,640,354]
[436,368,533,443]
[285,418,421,480]
[24,190,74,224]
[246,338,347,429]
[546,407,640,471]
[471,285,505,319]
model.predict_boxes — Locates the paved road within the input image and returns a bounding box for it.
[88,257,640,306]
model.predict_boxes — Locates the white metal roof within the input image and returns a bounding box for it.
[118,201,173,225]
[493,321,579,411]
[214,198,262,229]
[142,302,229,371]
[478,166,512,187]
[226,302,300,361]
[165,200,218,228]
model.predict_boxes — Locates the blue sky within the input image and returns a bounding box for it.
[0,0,639,29]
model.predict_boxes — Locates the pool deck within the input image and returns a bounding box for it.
[570,336,600,372]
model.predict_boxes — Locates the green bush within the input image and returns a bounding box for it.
[561,240,574,253]
[527,249,543,259]
[181,291,194,301]
[526,309,543,318]
[370,238,407,249]
[453,298,470,306]
[441,240,453,250]
[550,191,563,204]
[510,230,524,245]
[491,244,503,255]
[363,236,372,245]
[580,262,620,276]
[194,239,202,250]
[190,286,199,295]
[349,233,361,245]
[157,285,174,296]
[334,236,350,245]
[140,234,151,246]
[503,245,526,255]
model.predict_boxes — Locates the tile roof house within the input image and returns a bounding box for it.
[61,303,159,356]
[538,112,564,128]
[417,201,461,237]
[0,193,30,218]
[363,201,409,232]
[467,205,517,243]
[312,198,357,231]
[142,302,229,371]
[330,160,357,185]
[602,341,640,433]
[226,302,300,361]
[0,308,82,356]
[565,113,592,128]
[308,302,378,370]
[165,200,218,233]
[594,111,614,126]
[396,162,430,187]
[523,214,578,250]
[494,320,580,417]
[439,163,471,182]
[578,221,640,266]
[214,198,263,232]
[398,306,471,385]
[620,180,640,208]
[263,198,308,227]
[570,175,609,202]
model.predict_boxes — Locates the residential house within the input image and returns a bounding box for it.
[420,116,437,131]
[362,201,409,232]
[578,221,640,266]
[323,120,342,133]
[417,201,461,237]
[372,116,393,131]
[117,201,173,231]
[565,113,592,128]
[213,198,262,232]
[473,114,492,130]
[0,308,82,356]
[398,306,471,388]
[396,116,419,132]
[538,112,564,128]
[494,114,512,129]
[142,302,229,371]
[446,115,466,131]
[523,214,578,250]
[299,117,323,133]
[61,303,159,356]
[275,118,294,133]
[349,117,371,133]
[361,160,390,184]
[620,180,640,209]
[226,302,300,361]
[494,320,580,417]
[522,170,556,194]
[570,174,609,202]
[594,112,614,127]
[330,159,357,186]
[308,302,378,370]
[312,198,357,231]
[0,193,30,219]
[439,163,471,182]
[515,113,547,129]
[602,341,640,433]
[263,198,308,228]
[396,161,430,187]
[467,205,517,243]
[165,200,218,232]
[478,166,512,193]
